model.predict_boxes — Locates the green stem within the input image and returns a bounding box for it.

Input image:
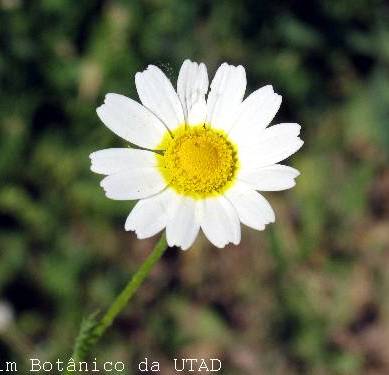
[96,233,168,336]
[68,233,168,368]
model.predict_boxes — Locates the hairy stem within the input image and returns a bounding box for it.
[67,233,168,369]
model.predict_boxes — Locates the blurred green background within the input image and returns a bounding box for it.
[1,0,389,374]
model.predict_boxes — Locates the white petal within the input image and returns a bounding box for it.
[199,196,241,248]
[239,164,300,191]
[206,63,246,132]
[100,167,165,200]
[177,59,208,125]
[135,65,184,131]
[187,100,207,125]
[238,123,303,167]
[166,194,200,250]
[229,85,282,142]
[89,148,156,175]
[125,189,173,239]
[96,93,166,149]
[225,182,275,230]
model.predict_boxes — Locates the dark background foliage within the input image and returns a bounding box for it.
[1,0,389,374]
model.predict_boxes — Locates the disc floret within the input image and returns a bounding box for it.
[157,125,239,198]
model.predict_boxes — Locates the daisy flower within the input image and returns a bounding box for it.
[90,60,303,250]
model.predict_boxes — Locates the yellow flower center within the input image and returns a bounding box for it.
[156,125,239,199]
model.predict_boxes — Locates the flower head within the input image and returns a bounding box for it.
[90,60,303,249]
